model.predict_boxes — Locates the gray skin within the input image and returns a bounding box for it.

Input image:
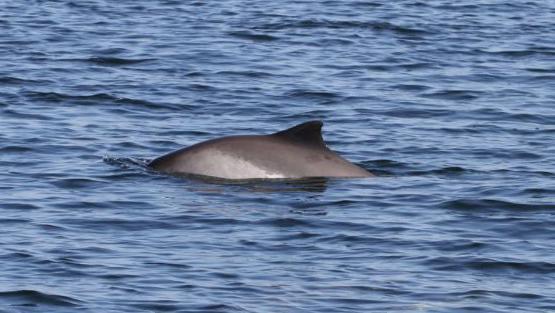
[148,120,372,179]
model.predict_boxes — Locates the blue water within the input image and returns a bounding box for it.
[1,1,554,312]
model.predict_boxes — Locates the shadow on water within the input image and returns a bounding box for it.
[179,174,330,193]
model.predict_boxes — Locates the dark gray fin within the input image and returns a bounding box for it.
[272,120,326,148]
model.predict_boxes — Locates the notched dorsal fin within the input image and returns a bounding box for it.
[273,120,326,148]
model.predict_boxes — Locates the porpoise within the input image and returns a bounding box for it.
[148,120,372,179]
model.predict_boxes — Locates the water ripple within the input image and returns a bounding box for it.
[1,1,554,312]
[0,289,81,307]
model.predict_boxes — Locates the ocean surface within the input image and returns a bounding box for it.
[1,1,554,312]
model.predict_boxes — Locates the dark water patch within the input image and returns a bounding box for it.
[430,257,555,275]
[285,89,341,100]
[227,30,279,42]
[0,251,34,261]
[0,76,47,85]
[490,169,555,178]
[196,303,245,312]
[97,273,140,280]
[391,84,432,92]
[2,109,54,121]
[315,37,355,46]
[188,83,219,91]
[381,108,454,118]
[217,177,331,193]
[83,56,155,66]
[22,91,189,111]
[525,67,555,73]
[362,159,415,176]
[482,49,555,58]
[57,218,178,232]
[35,223,67,231]
[0,39,36,46]
[54,200,153,211]
[452,289,543,300]
[366,62,438,72]
[2,203,40,210]
[50,178,106,189]
[408,166,468,176]
[257,19,432,37]
[519,187,555,198]
[315,233,387,246]
[0,290,81,307]
[462,108,555,125]
[529,74,555,82]
[258,217,313,228]
[0,145,35,153]
[129,301,181,312]
[143,262,192,270]
[429,240,489,253]
[441,199,555,212]
[421,89,482,101]
[471,148,542,160]
[273,231,321,241]
[215,70,274,78]
[0,218,30,224]
[165,215,247,227]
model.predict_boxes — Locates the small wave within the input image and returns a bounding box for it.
[0,218,30,224]
[480,48,555,58]
[215,70,274,78]
[366,62,438,72]
[258,217,313,228]
[315,233,385,245]
[407,166,468,176]
[460,258,555,274]
[460,108,555,125]
[381,108,454,118]
[57,218,178,232]
[0,76,47,85]
[285,89,341,99]
[0,289,81,307]
[50,178,105,189]
[452,289,543,300]
[524,67,555,73]
[143,261,192,269]
[3,109,54,120]
[227,30,279,42]
[188,83,219,91]
[421,89,483,101]
[197,303,244,312]
[2,202,41,210]
[441,199,555,212]
[273,231,320,241]
[85,56,155,66]
[322,38,356,46]
[256,19,432,37]
[0,145,34,153]
[391,84,432,91]
[23,91,186,110]
[362,159,414,176]
[130,301,182,312]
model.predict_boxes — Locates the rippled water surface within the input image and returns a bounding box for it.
[1,1,555,312]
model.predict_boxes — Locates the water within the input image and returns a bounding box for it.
[1,1,554,312]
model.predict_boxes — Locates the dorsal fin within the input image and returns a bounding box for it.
[272,120,326,148]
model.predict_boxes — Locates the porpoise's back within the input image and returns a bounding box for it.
[148,121,372,179]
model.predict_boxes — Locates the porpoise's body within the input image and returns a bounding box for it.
[148,121,372,179]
